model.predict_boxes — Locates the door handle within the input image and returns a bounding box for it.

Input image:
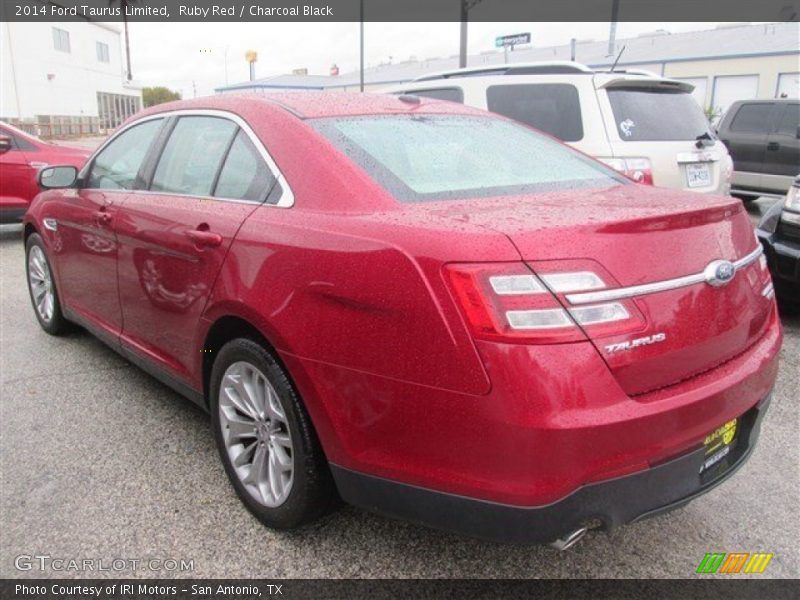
[767,142,780,151]
[95,210,112,225]
[185,228,223,248]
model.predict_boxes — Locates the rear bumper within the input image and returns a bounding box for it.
[332,392,771,544]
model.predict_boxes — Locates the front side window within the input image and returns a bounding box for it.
[607,87,713,141]
[214,130,275,202]
[52,28,70,53]
[86,119,164,190]
[729,104,775,134]
[96,41,110,63]
[486,84,584,142]
[312,115,625,203]
[151,116,237,196]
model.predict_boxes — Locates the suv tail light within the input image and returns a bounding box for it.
[445,262,646,344]
[599,157,654,185]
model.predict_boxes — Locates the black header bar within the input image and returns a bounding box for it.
[1,0,799,22]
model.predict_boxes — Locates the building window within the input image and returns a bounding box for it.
[52,27,70,53]
[96,42,110,63]
[97,92,143,130]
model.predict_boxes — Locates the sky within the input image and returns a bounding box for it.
[125,22,732,97]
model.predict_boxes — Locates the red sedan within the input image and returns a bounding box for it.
[22,93,781,547]
[0,122,91,223]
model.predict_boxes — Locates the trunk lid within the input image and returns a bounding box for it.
[427,184,774,396]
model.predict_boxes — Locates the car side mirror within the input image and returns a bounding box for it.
[38,165,78,189]
[0,135,11,154]
[796,125,800,139]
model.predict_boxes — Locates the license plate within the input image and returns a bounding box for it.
[686,162,712,188]
[700,419,738,474]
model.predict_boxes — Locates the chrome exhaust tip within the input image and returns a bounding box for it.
[549,526,588,551]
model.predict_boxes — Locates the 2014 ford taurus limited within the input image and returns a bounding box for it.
[23,93,782,546]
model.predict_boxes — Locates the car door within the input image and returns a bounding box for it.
[720,102,779,189]
[115,113,279,384]
[0,126,36,219]
[764,102,800,188]
[55,118,166,343]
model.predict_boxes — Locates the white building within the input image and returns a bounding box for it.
[1,21,143,136]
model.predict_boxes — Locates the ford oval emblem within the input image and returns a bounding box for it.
[704,260,736,287]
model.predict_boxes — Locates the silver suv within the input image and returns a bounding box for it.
[385,62,733,195]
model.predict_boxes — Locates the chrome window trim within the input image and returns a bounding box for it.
[565,246,763,305]
[80,109,294,208]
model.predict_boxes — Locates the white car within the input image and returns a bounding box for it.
[385,62,733,195]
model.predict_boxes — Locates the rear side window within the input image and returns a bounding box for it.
[311,115,625,203]
[214,130,275,202]
[86,119,163,190]
[486,84,583,142]
[775,104,799,136]
[407,88,464,103]
[606,88,712,141]
[729,103,775,133]
[151,116,237,196]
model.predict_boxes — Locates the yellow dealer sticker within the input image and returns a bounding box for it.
[701,419,738,474]
[704,419,738,454]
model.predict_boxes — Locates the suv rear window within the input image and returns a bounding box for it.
[486,84,583,142]
[312,115,624,203]
[729,103,775,133]
[607,87,713,141]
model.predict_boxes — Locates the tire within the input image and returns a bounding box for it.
[25,232,71,335]
[209,338,337,529]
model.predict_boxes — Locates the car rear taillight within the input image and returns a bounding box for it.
[599,157,654,185]
[445,262,645,344]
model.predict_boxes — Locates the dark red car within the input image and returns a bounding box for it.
[0,122,90,223]
[22,93,781,547]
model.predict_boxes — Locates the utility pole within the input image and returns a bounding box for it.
[359,0,364,92]
[121,0,133,80]
[459,0,484,69]
[459,2,468,68]
[608,0,620,56]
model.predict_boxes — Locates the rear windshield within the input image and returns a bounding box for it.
[311,115,625,203]
[607,87,713,142]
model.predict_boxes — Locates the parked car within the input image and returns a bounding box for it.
[757,175,800,310]
[717,99,800,201]
[23,93,781,548]
[0,122,91,223]
[385,62,734,195]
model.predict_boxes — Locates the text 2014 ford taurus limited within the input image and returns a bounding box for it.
[23,93,782,547]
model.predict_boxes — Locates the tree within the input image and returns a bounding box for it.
[142,87,181,108]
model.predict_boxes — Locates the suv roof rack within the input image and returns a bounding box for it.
[413,61,594,82]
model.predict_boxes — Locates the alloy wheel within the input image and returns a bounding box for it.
[28,245,54,323]
[218,361,294,507]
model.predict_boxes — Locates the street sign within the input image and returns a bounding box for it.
[495,33,531,48]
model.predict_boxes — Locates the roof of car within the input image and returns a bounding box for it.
[135,91,486,122]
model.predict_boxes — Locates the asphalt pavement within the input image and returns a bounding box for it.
[0,196,797,579]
